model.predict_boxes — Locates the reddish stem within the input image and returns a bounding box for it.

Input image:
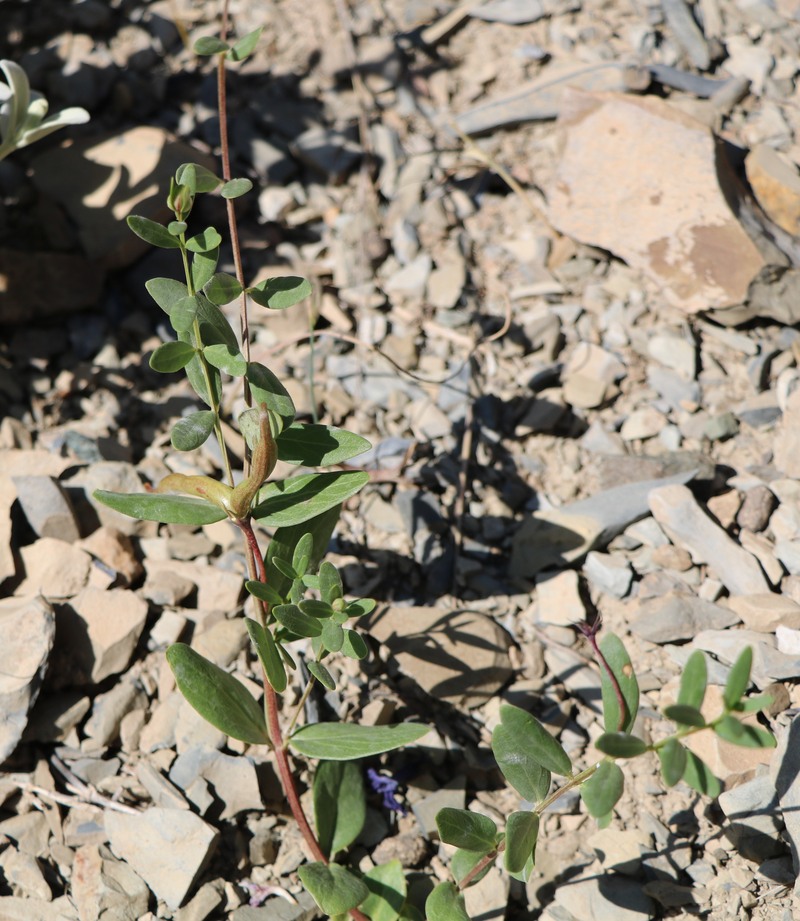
[578,619,627,732]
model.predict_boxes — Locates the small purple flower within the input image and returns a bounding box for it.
[366,768,407,816]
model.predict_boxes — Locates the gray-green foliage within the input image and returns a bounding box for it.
[0,59,89,161]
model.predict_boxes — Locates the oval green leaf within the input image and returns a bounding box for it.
[245,579,284,607]
[127,214,180,248]
[321,620,344,653]
[186,226,223,253]
[289,722,430,760]
[93,490,226,525]
[342,629,368,660]
[313,760,366,858]
[226,27,262,63]
[580,759,624,818]
[426,882,471,921]
[204,272,243,305]
[713,714,776,749]
[276,424,371,467]
[169,295,199,333]
[360,860,406,921]
[678,649,707,710]
[244,617,286,692]
[177,162,220,192]
[249,274,312,310]
[504,811,539,874]
[221,177,254,198]
[149,340,196,373]
[492,717,551,804]
[273,603,322,637]
[192,247,219,291]
[494,704,573,777]
[253,472,369,528]
[171,410,216,451]
[599,632,639,733]
[723,646,753,710]
[345,599,376,618]
[308,660,336,690]
[658,737,687,787]
[203,343,247,377]
[451,848,493,888]
[662,704,706,728]
[246,361,296,421]
[319,560,344,604]
[594,732,648,759]
[436,808,497,852]
[168,220,187,235]
[166,643,269,744]
[194,36,230,55]
[299,599,335,619]
[682,750,721,798]
[298,863,368,917]
[145,277,189,314]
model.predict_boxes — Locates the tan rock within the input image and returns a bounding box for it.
[774,389,800,478]
[71,845,149,921]
[547,91,768,313]
[726,594,800,633]
[365,606,513,708]
[78,527,143,586]
[19,538,92,599]
[562,343,625,409]
[745,144,800,236]
[535,570,586,627]
[0,476,17,585]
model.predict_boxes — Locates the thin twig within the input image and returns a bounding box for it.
[49,755,143,814]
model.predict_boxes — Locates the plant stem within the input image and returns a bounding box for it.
[581,623,627,732]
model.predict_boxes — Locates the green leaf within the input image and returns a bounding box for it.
[171,410,216,451]
[436,808,497,852]
[313,761,366,858]
[451,849,492,887]
[277,423,371,467]
[244,617,286,692]
[127,215,180,248]
[93,490,226,525]
[289,722,430,760]
[426,882,471,921]
[177,162,220,192]
[308,660,336,690]
[299,599,333,619]
[273,604,323,637]
[194,292,240,350]
[322,620,344,653]
[346,599,376,618]
[194,35,230,55]
[266,505,342,597]
[298,863,368,917]
[150,340,196,373]
[145,278,189,315]
[204,272,243,305]
[504,811,539,874]
[166,643,269,744]
[360,860,406,921]
[186,226,223,253]
[245,579,284,607]
[247,361,296,422]
[492,715,551,804]
[249,275,313,310]
[682,750,720,798]
[733,692,774,713]
[594,732,648,759]
[203,343,247,376]
[724,647,753,710]
[658,737,687,787]
[168,220,187,235]
[165,295,198,335]
[253,471,369,528]
[271,558,298,582]
[226,27,263,62]
[342,629,368,660]
[678,649,707,710]
[320,560,344,604]
[292,533,314,576]
[599,632,639,733]
[713,714,776,749]
[662,704,706,728]
[495,704,572,777]
[192,247,219,291]
[221,177,254,198]
[580,759,624,818]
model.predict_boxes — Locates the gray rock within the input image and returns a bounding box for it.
[551,872,655,921]
[510,469,696,578]
[704,411,739,441]
[0,845,52,900]
[136,761,190,811]
[291,125,361,182]
[12,476,81,542]
[83,679,147,748]
[583,551,633,598]
[692,629,800,686]
[71,844,149,921]
[412,777,465,839]
[647,366,700,410]
[175,881,225,921]
[737,485,777,532]
[105,807,219,910]
[0,896,79,921]
[662,0,711,69]
[231,891,318,921]
[772,715,800,889]
[649,484,770,595]
[718,774,785,862]
[629,592,740,644]
[0,596,55,761]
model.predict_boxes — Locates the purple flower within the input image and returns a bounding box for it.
[366,768,407,816]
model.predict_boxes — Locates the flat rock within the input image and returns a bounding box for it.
[547,91,768,314]
[51,587,148,686]
[535,570,586,626]
[78,527,142,587]
[726,594,800,633]
[0,844,52,900]
[19,538,92,599]
[588,827,653,875]
[771,715,800,888]
[745,144,800,236]
[12,475,81,542]
[0,896,79,921]
[774,390,800,478]
[365,606,513,708]
[511,469,696,578]
[629,591,740,644]
[550,872,655,921]
[648,484,770,595]
[718,774,785,862]
[83,679,147,748]
[583,551,633,598]
[0,596,55,762]
[562,343,625,409]
[693,628,800,686]
[105,807,219,909]
[71,844,150,921]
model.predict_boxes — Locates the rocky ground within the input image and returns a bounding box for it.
[3,0,800,918]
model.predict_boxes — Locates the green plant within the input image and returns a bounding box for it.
[0,59,89,161]
[92,18,776,921]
